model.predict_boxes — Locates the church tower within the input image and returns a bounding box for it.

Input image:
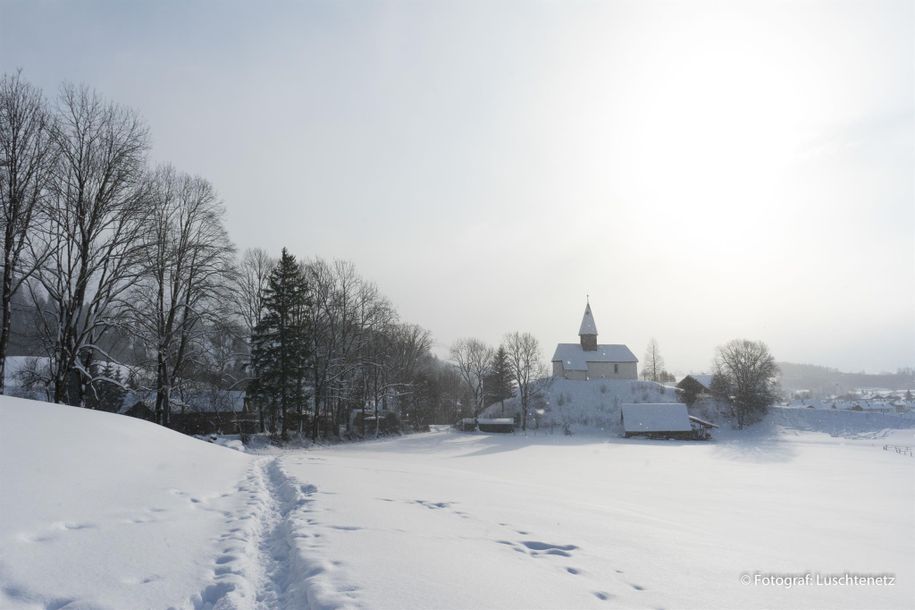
[579,301,598,351]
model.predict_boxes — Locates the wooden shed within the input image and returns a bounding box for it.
[621,403,714,440]
[621,403,692,439]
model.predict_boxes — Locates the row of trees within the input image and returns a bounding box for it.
[246,249,447,440]
[449,333,546,431]
[1,71,468,438]
[0,71,238,422]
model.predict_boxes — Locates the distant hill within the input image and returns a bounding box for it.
[777,362,915,395]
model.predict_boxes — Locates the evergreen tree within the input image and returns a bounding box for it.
[250,248,310,440]
[85,362,127,413]
[484,346,514,415]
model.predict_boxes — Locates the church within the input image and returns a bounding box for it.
[551,301,638,380]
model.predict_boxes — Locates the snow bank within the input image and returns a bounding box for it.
[0,396,254,610]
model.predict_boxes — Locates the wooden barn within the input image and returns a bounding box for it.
[621,403,715,440]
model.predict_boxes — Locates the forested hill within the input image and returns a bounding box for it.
[777,362,915,394]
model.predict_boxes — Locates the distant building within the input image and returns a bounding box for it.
[677,374,714,394]
[551,301,638,380]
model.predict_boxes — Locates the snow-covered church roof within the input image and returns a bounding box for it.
[579,303,598,336]
[551,343,638,370]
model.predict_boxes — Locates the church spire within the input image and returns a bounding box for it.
[579,301,598,351]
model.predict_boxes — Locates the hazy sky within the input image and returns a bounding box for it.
[2,0,913,373]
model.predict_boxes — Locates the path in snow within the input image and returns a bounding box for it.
[195,456,358,610]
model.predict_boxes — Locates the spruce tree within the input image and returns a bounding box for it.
[485,345,514,415]
[250,248,310,440]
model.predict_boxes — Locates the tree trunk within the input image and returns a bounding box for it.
[0,244,14,395]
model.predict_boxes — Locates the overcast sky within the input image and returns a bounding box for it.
[2,0,912,374]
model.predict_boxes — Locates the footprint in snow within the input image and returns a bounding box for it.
[414,500,451,509]
[520,541,577,557]
[593,591,612,601]
[58,521,96,531]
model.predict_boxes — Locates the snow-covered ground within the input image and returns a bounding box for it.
[2,395,914,609]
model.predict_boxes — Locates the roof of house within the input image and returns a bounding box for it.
[579,303,598,336]
[621,403,692,433]
[551,343,638,370]
[680,374,714,390]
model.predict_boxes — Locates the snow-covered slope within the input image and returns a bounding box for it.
[0,397,256,609]
[3,395,914,610]
[482,378,680,431]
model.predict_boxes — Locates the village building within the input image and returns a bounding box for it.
[551,301,638,380]
[677,374,714,394]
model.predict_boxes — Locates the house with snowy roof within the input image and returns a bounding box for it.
[677,374,714,394]
[551,301,638,380]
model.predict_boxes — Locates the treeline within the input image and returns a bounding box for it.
[243,248,462,439]
[0,71,476,436]
[449,333,547,431]
[777,362,915,395]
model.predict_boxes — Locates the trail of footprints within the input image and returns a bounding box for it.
[382,495,649,603]
[493,534,647,601]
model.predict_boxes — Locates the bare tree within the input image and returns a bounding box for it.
[304,258,375,439]
[124,166,235,426]
[371,322,432,434]
[713,338,779,428]
[450,338,493,418]
[355,282,397,436]
[31,83,150,406]
[229,248,276,431]
[232,247,275,336]
[504,331,546,431]
[0,71,55,393]
[641,337,665,382]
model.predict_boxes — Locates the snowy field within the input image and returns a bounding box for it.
[1,396,914,610]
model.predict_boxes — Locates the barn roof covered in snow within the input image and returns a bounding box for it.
[579,303,598,336]
[621,403,692,433]
[551,343,638,370]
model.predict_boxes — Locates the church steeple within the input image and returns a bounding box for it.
[579,299,598,351]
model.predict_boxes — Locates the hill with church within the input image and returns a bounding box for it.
[482,301,681,432]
